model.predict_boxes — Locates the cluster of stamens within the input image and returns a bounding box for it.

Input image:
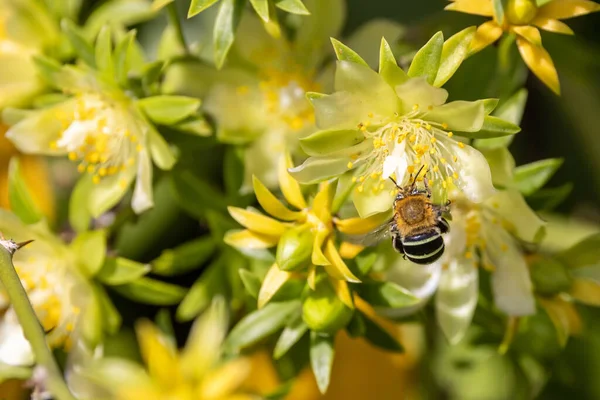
[49,94,139,187]
[349,104,466,195]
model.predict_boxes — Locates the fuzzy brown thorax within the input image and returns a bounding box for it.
[393,194,437,237]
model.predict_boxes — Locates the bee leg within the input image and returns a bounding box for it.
[423,176,431,197]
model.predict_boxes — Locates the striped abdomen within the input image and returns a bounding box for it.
[401,230,445,265]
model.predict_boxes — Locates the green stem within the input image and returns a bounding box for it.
[167,2,189,54]
[0,246,77,400]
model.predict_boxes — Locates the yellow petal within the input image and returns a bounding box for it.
[228,206,287,236]
[355,296,400,338]
[511,25,542,45]
[279,153,307,210]
[253,175,303,221]
[570,278,600,306]
[312,229,331,266]
[339,242,365,259]
[330,277,355,309]
[531,16,574,34]
[312,181,334,223]
[470,21,503,54]
[308,265,317,290]
[258,263,292,309]
[445,0,494,16]
[516,38,560,95]
[538,296,582,346]
[224,229,279,249]
[198,358,252,399]
[135,320,180,388]
[334,211,391,235]
[323,239,361,282]
[537,0,600,20]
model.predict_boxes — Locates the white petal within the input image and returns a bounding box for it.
[484,227,535,316]
[382,141,407,180]
[435,258,478,345]
[131,150,154,214]
[451,142,496,203]
[382,157,398,180]
[486,190,545,243]
[395,77,448,114]
[0,311,34,366]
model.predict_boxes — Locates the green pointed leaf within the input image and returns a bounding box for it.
[62,19,96,67]
[408,31,443,85]
[239,269,262,299]
[557,234,600,270]
[32,55,65,89]
[152,237,216,276]
[174,116,212,136]
[526,183,573,212]
[176,258,226,321]
[360,311,404,352]
[137,95,201,125]
[147,128,176,170]
[306,92,326,102]
[81,285,103,346]
[357,282,419,308]
[7,158,42,224]
[514,158,563,196]
[274,313,308,359]
[171,171,228,218]
[69,176,93,233]
[330,38,368,66]
[94,283,121,334]
[434,27,476,87]
[300,129,365,157]
[483,99,499,114]
[141,60,164,89]
[249,0,269,21]
[288,156,353,184]
[114,30,136,87]
[188,0,220,17]
[346,312,367,337]
[379,37,408,88]
[275,0,310,15]
[455,115,520,139]
[71,230,108,278]
[224,301,301,353]
[475,89,529,149]
[310,331,335,394]
[96,257,151,285]
[95,26,114,77]
[2,108,35,126]
[113,277,187,305]
[213,0,244,69]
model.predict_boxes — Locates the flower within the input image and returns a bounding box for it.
[79,299,256,400]
[5,30,178,217]
[224,152,360,309]
[0,210,93,366]
[381,189,544,344]
[0,0,61,108]
[291,34,518,217]
[445,0,600,94]
[163,1,404,192]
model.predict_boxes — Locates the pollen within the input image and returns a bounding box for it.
[49,141,58,149]
[412,104,419,111]
[351,176,357,183]
[357,185,364,193]
[407,165,415,174]
[86,165,95,173]
[433,165,439,172]
[441,123,448,129]
[430,137,437,144]
[440,158,447,164]
[68,152,77,161]
[458,142,465,148]
[425,124,431,130]
[367,112,374,118]
[447,132,454,138]
[77,164,86,173]
[359,176,365,182]
[464,251,473,259]
[92,175,101,184]
[119,179,128,189]
[347,162,353,169]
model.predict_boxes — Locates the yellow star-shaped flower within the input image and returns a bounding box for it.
[446,0,600,94]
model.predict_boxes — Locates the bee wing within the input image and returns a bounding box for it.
[340,218,393,247]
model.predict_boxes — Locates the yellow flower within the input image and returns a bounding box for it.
[224,152,360,309]
[84,299,256,400]
[446,0,600,94]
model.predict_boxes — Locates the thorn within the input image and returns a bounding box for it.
[16,240,34,250]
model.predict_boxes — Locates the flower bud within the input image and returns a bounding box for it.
[276,225,313,271]
[529,255,572,295]
[506,0,538,25]
[302,277,354,334]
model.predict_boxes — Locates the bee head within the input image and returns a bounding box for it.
[389,165,427,199]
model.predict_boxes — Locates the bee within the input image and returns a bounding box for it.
[348,167,451,265]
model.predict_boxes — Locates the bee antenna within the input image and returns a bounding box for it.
[411,165,426,189]
[389,176,398,187]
